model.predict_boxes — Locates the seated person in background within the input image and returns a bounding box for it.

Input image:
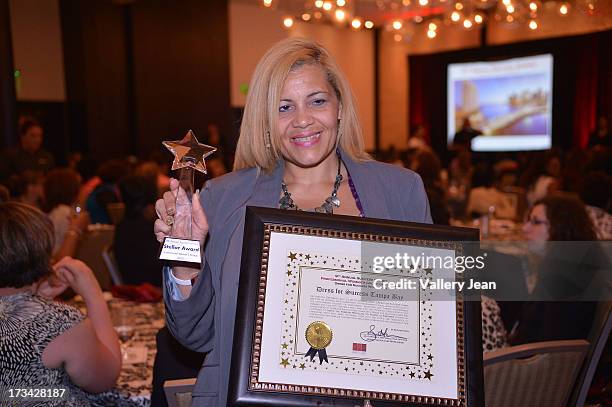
[86,160,129,224]
[509,194,605,345]
[588,116,610,148]
[0,117,55,181]
[44,168,90,259]
[0,202,121,404]
[466,162,516,220]
[407,124,429,151]
[75,156,101,206]
[114,174,163,286]
[6,170,45,209]
[520,150,562,207]
[410,149,450,225]
[135,160,170,197]
[579,171,612,240]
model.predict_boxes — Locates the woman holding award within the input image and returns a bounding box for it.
[154,38,431,406]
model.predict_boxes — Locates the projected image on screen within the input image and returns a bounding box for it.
[448,54,553,152]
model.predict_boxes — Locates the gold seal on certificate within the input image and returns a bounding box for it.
[305,321,333,349]
[304,321,332,364]
[159,130,216,265]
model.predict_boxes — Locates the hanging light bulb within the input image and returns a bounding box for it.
[463,18,473,29]
[428,21,438,31]
[323,1,333,11]
[336,0,346,6]
[302,13,311,21]
[474,13,484,24]
[364,20,374,29]
[314,0,324,8]
[427,29,437,38]
[528,19,538,29]
[394,33,403,42]
[451,11,461,22]
[262,0,273,7]
[335,9,346,21]
[419,0,429,6]
[392,20,403,30]
[314,11,323,19]
[558,2,570,15]
[351,18,362,29]
[283,17,294,28]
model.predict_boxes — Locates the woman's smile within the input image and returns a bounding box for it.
[290,131,321,147]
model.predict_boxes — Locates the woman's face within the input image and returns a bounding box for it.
[21,125,43,153]
[546,157,561,177]
[277,64,340,168]
[523,204,550,243]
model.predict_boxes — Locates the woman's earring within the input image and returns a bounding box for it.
[265,131,271,149]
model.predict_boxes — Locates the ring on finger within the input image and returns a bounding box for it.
[165,216,174,226]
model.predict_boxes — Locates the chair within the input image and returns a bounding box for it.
[484,339,589,407]
[75,225,115,290]
[163,378,196,407]
[567,301,612,407]
[102,245,124,285]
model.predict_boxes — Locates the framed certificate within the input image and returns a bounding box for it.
[229,207,483,407]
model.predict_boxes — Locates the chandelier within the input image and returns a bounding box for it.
[259,0,601,40]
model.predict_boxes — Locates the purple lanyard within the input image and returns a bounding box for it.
[347,171,365,217]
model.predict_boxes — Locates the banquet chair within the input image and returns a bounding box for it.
[163,378,196,407]
[75,225,115,290]
[567,301,612,407]
[484,339,589,407]
[102,245,124,285]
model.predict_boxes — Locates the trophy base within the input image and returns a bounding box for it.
[159,237,201,264]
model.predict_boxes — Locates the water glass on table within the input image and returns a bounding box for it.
[112,306,135,360]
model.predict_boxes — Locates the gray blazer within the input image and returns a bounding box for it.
[163,149,432,406]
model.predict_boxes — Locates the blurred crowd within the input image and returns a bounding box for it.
[378,121,611,241]
[0,118,231,288]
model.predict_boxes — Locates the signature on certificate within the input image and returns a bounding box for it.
[360,325,407,342]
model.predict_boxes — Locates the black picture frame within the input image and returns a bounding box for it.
[229,206,483,407]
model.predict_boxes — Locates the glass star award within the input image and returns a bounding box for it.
[159,130,216,264]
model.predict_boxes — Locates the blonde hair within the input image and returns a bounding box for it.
[233,38,370,172]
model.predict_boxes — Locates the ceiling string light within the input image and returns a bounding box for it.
[265,0,597,39]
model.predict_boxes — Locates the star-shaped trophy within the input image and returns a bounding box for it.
[159,130,216,265]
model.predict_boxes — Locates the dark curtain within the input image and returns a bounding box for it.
[409,29,612,158]
[573,35,599,149]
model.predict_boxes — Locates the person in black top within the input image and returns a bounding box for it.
[453,117,482,151]
[509,194,607,345]
[588,116,611,148]
[0,117,54,182]
[114,174,162,287]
